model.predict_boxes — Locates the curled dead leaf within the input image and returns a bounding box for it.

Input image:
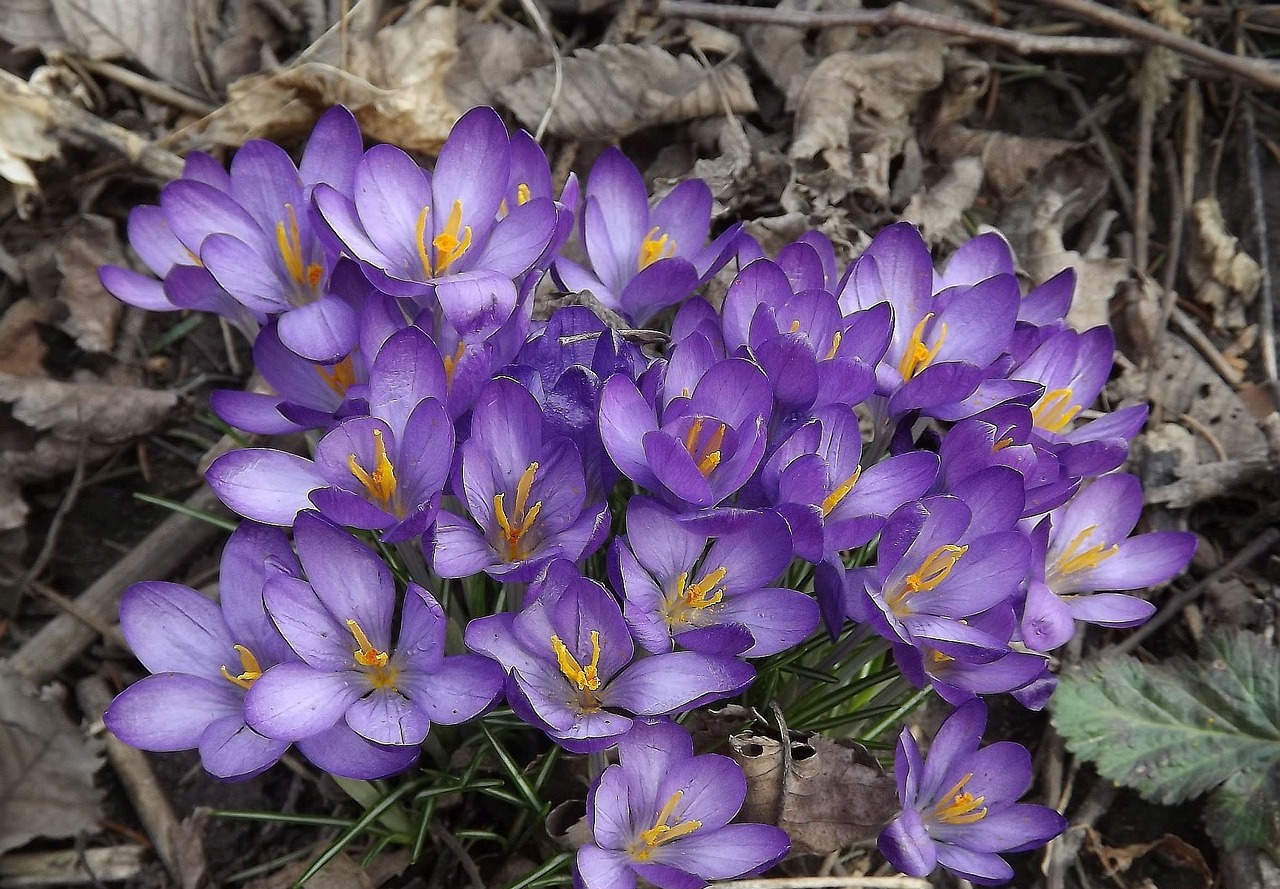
[1187,197,1262,330]
[902,156,983,246]
[928,126,1081,199]
[498,44,756,140]
[55,215,126,353]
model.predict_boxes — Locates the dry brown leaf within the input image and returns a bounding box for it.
[0,298,57,376]
[55,215,125,353]
[0,674,102,855]
[1187,197,1262,330]
[790,34,946,204]
[0,373,180,529]
[446,14,548,112]
[1084,827,1212,888]
[246,846,406,889]
[731,730,896,855]
[49,0,204,93]
[498,44,756,141]
[0,0,68,51]
[929,126,1081,199]
[199,5,459,154]
[902,156,983,246]
[0,90,59,195]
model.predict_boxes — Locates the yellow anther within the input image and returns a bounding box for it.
[415,206,433,277]
[931,773,988,825]
[683,419,725,478]
[633,791,702,860]
[551,630,603,692]
[516,183,532,205]
[347,428,398,507]
[992,434,1015,452]
[1050,524,1119,583]
[219,644,263,690]
[788,319,802,333]
[317,355,356,395]
[927,649,954,669]
[432,199,473,275]
[347,618,390,668]
[1030,387,1081,433]
[683,566,728,608]
[887,544,969,615]
[824,329,843,361]
[442,340,467,385]
[638,226,677,271]
[821,465,862,517]
[896,313,947,381]
[493,462,542,562]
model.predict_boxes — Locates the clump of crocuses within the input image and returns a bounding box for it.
[99,103,1194,887]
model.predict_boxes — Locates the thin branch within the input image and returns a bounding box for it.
[656,1,1142,56]
[1040,0,1280,93]
[1243,99,1278,384]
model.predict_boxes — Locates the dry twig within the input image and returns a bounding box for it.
[1243,100,1278,385]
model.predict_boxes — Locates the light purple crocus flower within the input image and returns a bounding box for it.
[552,147,743,325]
[465,561,754,752]
[206,327,454,542]
[576,718,790,889]
[315,106,559,339]
[431,377,609,581]
[1019,473,1196,652]
[879,700,1066,885]
[610,497,818,657]
[244,513,503,771]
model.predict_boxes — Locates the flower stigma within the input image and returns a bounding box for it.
[638,226,676,271]
[930,773,987,825]
[887,544,969,615]
[275,203,325,292]
[219,644,263,690]
[683,418,725,477]
[316,355,356,395]
[1048,523,1118,584]
[493,462,542,562]
[631,790,701,860]
[347,618,399,689]
[416,200,473,277]
[1030,387,1081,433]
[897,313,947,381]
[551,631,603,709]
[348,428,399,511]
[821,465,862,516]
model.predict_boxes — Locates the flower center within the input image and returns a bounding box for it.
[1030,386,1081,433]
[492,462,543,562]
[821,465,862,517]
[347,618,398,689]
[897,313,947,381]
[930,773,988,825]
[1049,523,1118,584]
[665,566,728,626]
[683,418,725,477]
[275,203,325,293]
[887,544,968,616]
[416,200,473,277]
[637,226,676,271]
[631,790,701,861]
[347,428,399,512]
[219,644,263,690]
[551,630,602,692]
[316,355,356,395]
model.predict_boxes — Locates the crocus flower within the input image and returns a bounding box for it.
[1018,473,1196,652]
[244,512,504,770]
[552,147,743,325]
[610,497,818,657]
[879,700,1066,885]
[206,327,454,542]
[104,523,298,780]
[315,106,559,339]
[465,561,754,752]
[431,377,609,581]
[576,718,790,889]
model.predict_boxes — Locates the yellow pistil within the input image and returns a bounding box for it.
[992,434,1015,452]
[275,203,324,291]
[442,340,468,387]
[432,199,473,275]
[517,183,532,205]
[685,567,728,609]
[632,791,701,861]
[930,773,988,825]
[683,418,725,477]
[493,462,543,562]
[1030,387,1081,433]
[551,630,603,692]
[1050,524,1118,583]
[824,330,843,361]
[317,355,356,395]
[926,648,954,670]
[347,428,398,508]
[896,313,947,381]
[788,319,802,333]
[347,619,389,668]
[887,544,969,615]
[637,226,677,271]
[821,465,862,517]
[219,644,263,690]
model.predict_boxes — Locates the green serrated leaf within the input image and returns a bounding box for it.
[1053,630,1280,815]
[1204,766,1280,851]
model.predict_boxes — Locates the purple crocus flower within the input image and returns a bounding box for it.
[431,377,609,581]
[576,718,790,889]
[315,106,559,339]
[1018,473,1196,652]
[465,561,754,752]
[244,513,503,770]
[879,700,1066,885]
[599,352,771,511]
[206,327,454,542]
[552,147,742,325]
[610,497,818,657]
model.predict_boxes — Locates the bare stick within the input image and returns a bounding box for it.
[657,1,1141,56]
[1113,526,1280,655]
[9,484,230,684]
[0,68,184,180]
[1244,100,1278,384]
[714,878,932,889]
[1039,0,1280,92]
[78,676,183,884]
[74,58,217,117]
[1170,305,1245,387]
